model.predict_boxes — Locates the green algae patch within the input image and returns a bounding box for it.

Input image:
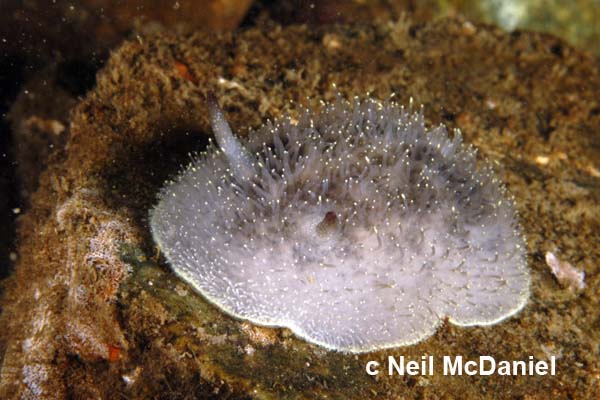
[121,261,377,399]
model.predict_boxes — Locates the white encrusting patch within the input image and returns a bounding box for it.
[150,96,530,353]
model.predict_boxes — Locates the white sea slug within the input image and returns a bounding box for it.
[150,94,530,353]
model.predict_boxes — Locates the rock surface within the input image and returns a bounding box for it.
[1,17,599,399]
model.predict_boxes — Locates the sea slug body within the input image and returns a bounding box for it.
[150,94,530,353]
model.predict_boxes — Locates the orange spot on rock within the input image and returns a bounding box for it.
[174,60,197,84]
[108,345,121,362]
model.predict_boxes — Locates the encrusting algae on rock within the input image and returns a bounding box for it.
[150,94,530,353]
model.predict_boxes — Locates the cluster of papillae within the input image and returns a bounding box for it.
[150,96,529,353]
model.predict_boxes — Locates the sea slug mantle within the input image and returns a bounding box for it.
[150,94,530,353]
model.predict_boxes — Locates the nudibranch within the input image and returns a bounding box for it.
[150,94,529,353]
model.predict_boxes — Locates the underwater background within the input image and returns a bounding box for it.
[0,1,598,399]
